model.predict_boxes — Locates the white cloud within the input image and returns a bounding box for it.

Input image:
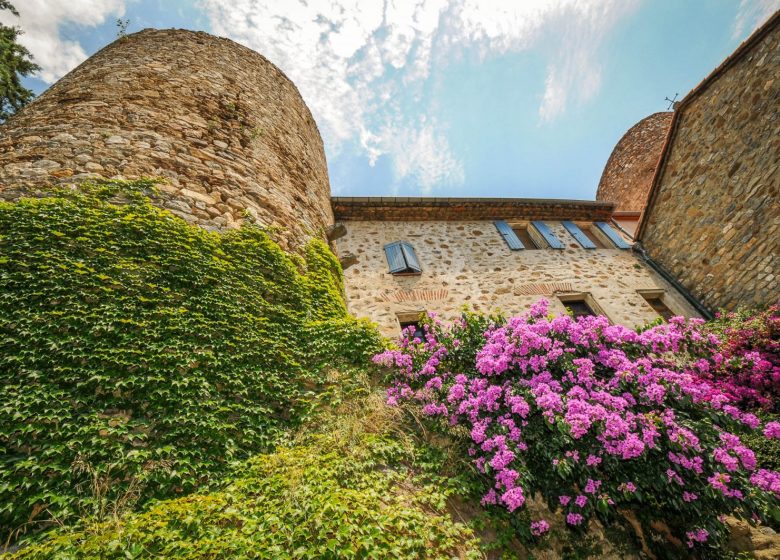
[534,1,639,121]
[200,0,638,192]
[11,0,638,192]
[0,0,126,83]
[381,118,465,193]
[733,0,780,40]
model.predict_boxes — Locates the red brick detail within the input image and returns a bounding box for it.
[514,282,574,296]
[379,289,449,302]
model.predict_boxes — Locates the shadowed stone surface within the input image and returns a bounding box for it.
[0,29,333,247]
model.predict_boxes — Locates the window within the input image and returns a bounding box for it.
[494,220,524,250]
[397,311,425,340]
[557,293,608,321]
[513,226,540,249]
[639,290,676,321]
[562,221,607,248]
[563,299,595,318]
[494,220,564,250]
[593,222,632,249]
[384,241,421,274]
[584,227,608,248]
[399,320,425,340]
[530,221,565,249]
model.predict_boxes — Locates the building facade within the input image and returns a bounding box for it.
[331,198,697,337]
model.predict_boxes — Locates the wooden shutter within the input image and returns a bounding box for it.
[384,242,407,273]
[400,242,422,272]
[594,222,631,249]
[494,220,524,250]
[562,221,596,249]
[531,221,565,249]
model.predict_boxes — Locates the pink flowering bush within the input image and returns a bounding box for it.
[701,303,780,411]
[374,301,780,554]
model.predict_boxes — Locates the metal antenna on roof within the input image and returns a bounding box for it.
[664,93,679,110]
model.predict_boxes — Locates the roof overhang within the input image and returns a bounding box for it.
[331,196,615,222]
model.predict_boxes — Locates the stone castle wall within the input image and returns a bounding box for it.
[596,112,672,213]
[337,220,698,336]
[638,17,779,311]
[0,29,333,247]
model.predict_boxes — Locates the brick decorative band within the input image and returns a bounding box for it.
[380,289,449,302]
[514,282,574,296]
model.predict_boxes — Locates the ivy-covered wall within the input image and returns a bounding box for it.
[0,180,380,541]
[5,390,484,560]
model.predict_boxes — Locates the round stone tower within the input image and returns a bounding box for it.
[596,112,673,213]
[0,29,333,246]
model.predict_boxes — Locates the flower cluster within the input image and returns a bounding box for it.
[374,302,780,552]
[685,528,709,548]
[530,519,550,536]
[701,303,780,411]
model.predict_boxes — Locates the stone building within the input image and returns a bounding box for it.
[331,197,697,336]
[633,11,780,313]
[595,112,673,237]
[0,15,777,337]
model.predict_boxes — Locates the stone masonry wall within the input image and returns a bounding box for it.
[0,29,333,248]
[639,20,779,311]
[336,220,698,336]
[596,112,673,213]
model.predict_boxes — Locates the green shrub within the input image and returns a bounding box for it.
[0,180,381,541]
[6,391,480,560]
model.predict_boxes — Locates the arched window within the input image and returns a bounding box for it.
[384,241,422,274]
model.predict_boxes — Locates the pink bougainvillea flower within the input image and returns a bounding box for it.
[375,299,780,545]
[531,519,550,536]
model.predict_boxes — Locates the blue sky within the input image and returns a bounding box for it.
[7,1,779,200]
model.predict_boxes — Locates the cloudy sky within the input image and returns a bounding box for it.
[7,0,779,199]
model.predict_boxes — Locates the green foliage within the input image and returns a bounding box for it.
[742,413,780,471]
[6,391,480,559]
[115,18,129,39]
[0,180,381,541]
[0,1,39,122]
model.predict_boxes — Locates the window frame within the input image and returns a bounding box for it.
[396,311,426,340]
[562,220,606,249]
[506,221,549,249]
[512,224,541,249]
[384,241,422,275]
[530,221,566,249]
[637,289,679,322]
[593,221,632,249]
[556,292,610,322]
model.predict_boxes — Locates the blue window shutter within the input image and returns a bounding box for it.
[562,221,596,249]
[400,242,422,272]
[531,221,565,249]
[494,220,524,250]
[595,221,631,249]
[384,242,406,273]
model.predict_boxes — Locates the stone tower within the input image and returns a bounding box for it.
[596,112,672,213]
[0,29,333,246]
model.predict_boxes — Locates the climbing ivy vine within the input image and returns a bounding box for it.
[0,180,381,540]
[6,387,483,560]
